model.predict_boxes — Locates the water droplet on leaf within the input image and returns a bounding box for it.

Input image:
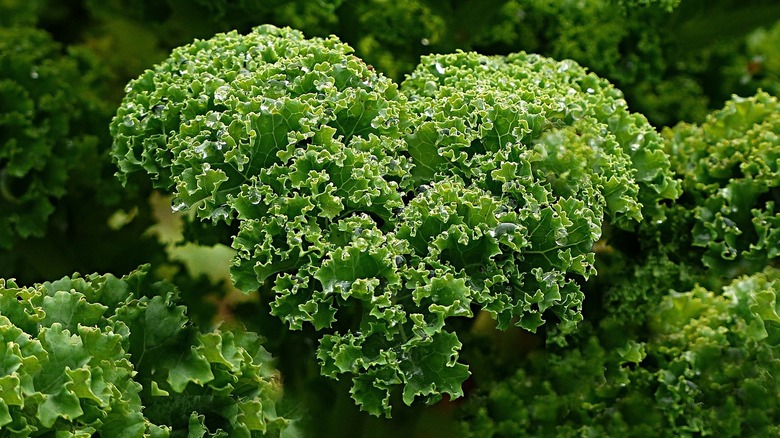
[214,85,231,103]
[152,104,165,116]
[494,223,519,237]
[171,198,188,213]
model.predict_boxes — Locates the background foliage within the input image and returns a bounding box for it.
[1,0,780,436]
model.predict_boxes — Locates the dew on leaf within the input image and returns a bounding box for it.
[214,85,231,103]
[171,198,188,213]
[541,271,556,287]
[210,206,230,222]
[205,112,220,128]
[194,141,211,159]
[152,104,166,117]
[494,222,519,238]
[555,228,568,246]
[247,188,263,205]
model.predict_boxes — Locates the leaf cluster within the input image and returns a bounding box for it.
[2,1,780,434]
[462,267,780,437]
[659,92,780,275]
[0,27,108,248]
[462,86,780,438]
[110,25,679,416]
[32,0,780,129]
[0,266,294,436]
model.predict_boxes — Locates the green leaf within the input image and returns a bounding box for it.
[41,290,108,332]
[0,375,23,407]
[36,324,90,391]
[400,331,469,406]
[0,400,10,428]
[406,122,447,181]
[37,385,84,428]
[167,345,215,392]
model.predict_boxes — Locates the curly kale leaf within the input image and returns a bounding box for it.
[658,91,780,275]
[111,24,408,224]
[0,267,293,436]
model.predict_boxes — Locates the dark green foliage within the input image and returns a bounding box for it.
[462,268,780,437]
[0,27,107,248]
[0,0,44,26]
[0,24,166,285]
[723,20,780,98]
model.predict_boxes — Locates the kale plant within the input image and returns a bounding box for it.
[111,25,677,416]
[0,266,293,436]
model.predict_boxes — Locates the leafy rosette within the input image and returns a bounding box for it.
[402,51,679,225]
[399,51,679,335]
[661,91,780,273]
[111,24,408,224]
[0,27,106,248]
[462,268,780,437]
[0,266,292,436]
[111,25,684,416]
[111,26,467,417]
